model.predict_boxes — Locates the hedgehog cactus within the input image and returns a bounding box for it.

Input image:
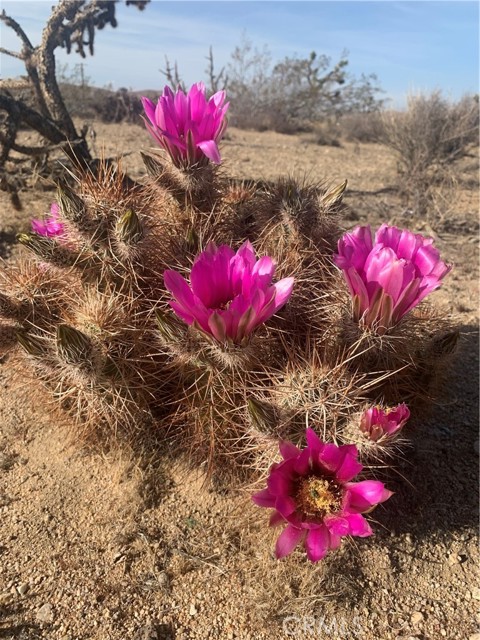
[0,83,457,564]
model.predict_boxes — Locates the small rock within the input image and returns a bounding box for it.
[440,630,447,637]
[157,571,170,591]
[36,603,54,624]
[447,553,458,566]
[472,587,480,601]
[16,583,29,596]
[133,622,158,640]
[410,612,424,626]
[189,603,198,616]
[469,635,480,640]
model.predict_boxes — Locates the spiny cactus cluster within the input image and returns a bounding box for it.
[0,82,457,562]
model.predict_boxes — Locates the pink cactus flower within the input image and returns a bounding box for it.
[164,241,294,345]
[334,224,451,333]
[141,82,229,166]
[252,429,393,562]
[31,203,64,237]
[360,404,410,442]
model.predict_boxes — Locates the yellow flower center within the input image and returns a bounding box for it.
[296,476,342,518]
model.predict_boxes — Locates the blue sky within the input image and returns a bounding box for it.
[1,1,478,107]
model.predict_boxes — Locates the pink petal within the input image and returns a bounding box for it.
[305,428,324,461]
[317,442,346,474]
[197,140,221,164]
[269,511,286,527]
[31,219,48,235]
[252,256,276,290]
[251,488,275,508]
[207,312,227,342]
[293,448,311,475]
[344,513,373,537]
[279,440,301,460]
[335,451,363,482]
[267,467,295,496]
[141,96,156,124]
[273,277,295,312]
[168,300,194,325]
[164,270,195,312]
[275,525,304,559]
[275,495,298,519]
[324,515,350,536]
[305,525,331,562]
[345,480,393,512]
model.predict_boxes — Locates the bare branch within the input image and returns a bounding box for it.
[0,78,30,90]
[0,47,24,60]
[0,0,150,201]
[0,9,35,54]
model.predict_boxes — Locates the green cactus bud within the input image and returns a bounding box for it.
[184,225,199,253]
[56,324,92,366]
[140,152,165,179]
[56,183,86,225]
[18,233,94,270]
[156,310,186,343]
[321,179,347,208]
[116,209,143,244]
[15,329,46,358]
[247,397,278,433]
[17,233,73,267]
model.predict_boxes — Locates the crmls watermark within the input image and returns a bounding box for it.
[282,614,364,638]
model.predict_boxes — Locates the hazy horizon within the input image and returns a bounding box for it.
[1,1,478,109]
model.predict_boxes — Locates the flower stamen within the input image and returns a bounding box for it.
[296,476,342,518]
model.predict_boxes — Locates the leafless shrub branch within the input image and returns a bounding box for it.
[379,91,479,219]
[0,0,150,205]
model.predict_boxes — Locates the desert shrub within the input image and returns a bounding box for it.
[313,121,342,147]
[227,42,383,133]
[379,91,479,217]
[339,111,383,143]
[93,87,144,123]
[58,63,97,119]
[162,36,384,134]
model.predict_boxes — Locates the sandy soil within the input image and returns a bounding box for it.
[0,123,479,640]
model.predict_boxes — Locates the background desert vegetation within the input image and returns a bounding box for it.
[0,2,479,639]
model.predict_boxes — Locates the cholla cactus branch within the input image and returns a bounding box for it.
[0,0,150,202]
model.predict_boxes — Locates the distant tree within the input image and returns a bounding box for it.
[0,0,149,205]
[160,35,384,134]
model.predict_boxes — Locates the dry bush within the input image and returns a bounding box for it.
[339,111,383,143]
[93,87,144,124]
[162,36,384,135]
[379,91,479,219]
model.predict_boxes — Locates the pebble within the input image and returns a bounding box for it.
[410,612,423,626]
[189,603,198,616]
[16,583,29,596]
[36,603,54,624]
[469,635,480,640]
[133,622,158,640]
[472,587,480,601]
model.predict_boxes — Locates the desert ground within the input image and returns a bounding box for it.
[0,122,478,640]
